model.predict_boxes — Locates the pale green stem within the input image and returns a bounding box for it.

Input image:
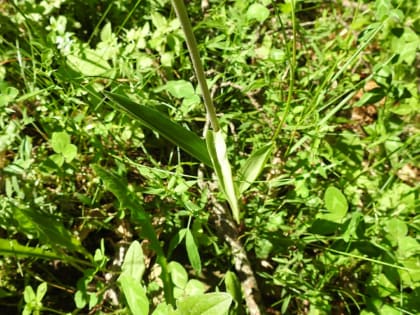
[171,0,220,131]
[273,0,296,141]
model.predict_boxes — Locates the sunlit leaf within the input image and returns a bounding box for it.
[164,80,196,99]
[23,286,36,303]
[67,49,111,76]
[184,279,206,296]
[238,143,272,194]
[321,186,348,222]
[206,130,240,222]
[225,271,242,304]
[51,131,71,154]
[385,218,408,246]
[185,229,201,274]
[121,241,145,283]
[51,131,78,162]
[36,282,47,302]
[0,238,60,260]
[246,3,270,22]
[105,92,212,167]
[169,261,188,289]
[118,273,149,315]
[176,292,232,315]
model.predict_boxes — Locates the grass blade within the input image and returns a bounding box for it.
[14,206,89,258]
[206,130,240,223]
[0,238,61,260]
[238,144,273,194]
[105,92,212,167]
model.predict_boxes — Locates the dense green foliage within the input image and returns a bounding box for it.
[0,0,419,314]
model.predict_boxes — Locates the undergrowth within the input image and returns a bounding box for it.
[0,0,419,314]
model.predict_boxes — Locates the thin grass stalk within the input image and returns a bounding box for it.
[170,0,220,131]
[273,0,296,141]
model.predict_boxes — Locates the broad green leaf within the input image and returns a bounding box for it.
[397,236,419,259]
[400,257,420,286]
[341,212,362,242]
[164,80,196,99]
[391,27,418,65]
[246,3,270,22]
[176,292,232,315]
[88,292,99,310]
[100,22,112,42]
[375,0,393,21]
[118,273,149,315]
[185,229,202,274]
[206,130,240,223]
[169,261,188,289]
[51,132,78,162]
[50,153,65,167]
[385,218,407,246]
[184,279,206,296]
[152,302,176,315]
[67,49,111,76]
[379,305,401,315]
[74,290,87,309]
[51,131,71,154]
[0,84,19,107]
[121,241,145,283]
[0,238,62,260]
[238,143,273,194]
[225,271,242,304]
[151,12,167,29]
[36,282,47,302]
[371,273,397,298]
[62,143,77,162]
[105,92,212,167]
[23,285,36,303]
[321,186,348,222]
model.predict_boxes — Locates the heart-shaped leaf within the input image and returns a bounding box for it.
[321,186,348,222]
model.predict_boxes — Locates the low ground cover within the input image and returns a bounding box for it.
[0,0,419,314]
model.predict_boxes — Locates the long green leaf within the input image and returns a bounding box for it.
[14,206,89,258]
[92,164,174,305]
[238,143,273,194]
[0,238,61,260]
[105,92,212,167]
[120,240,145,283]
[118,273,149,315]
[206,130,239,223]
[185,229,202,274]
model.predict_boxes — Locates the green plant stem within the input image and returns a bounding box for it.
[171,0,220,131]
[272,0,296,141]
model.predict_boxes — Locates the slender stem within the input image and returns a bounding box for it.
[171,0,220,131]
[272,0,296,141]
